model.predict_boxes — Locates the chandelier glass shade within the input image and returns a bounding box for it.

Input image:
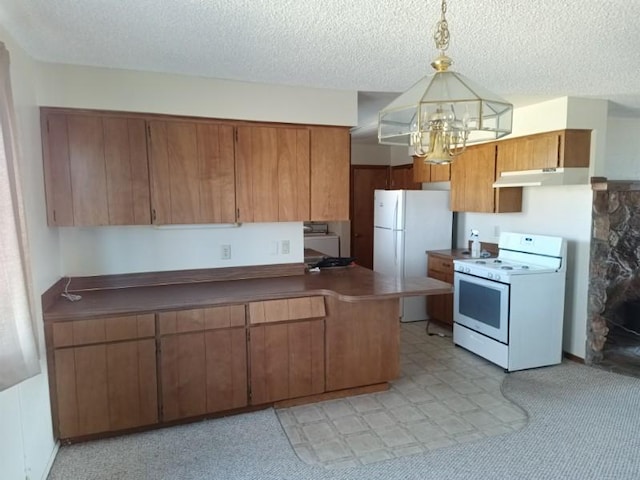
[378,1,513,164]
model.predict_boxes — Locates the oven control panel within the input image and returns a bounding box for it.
[455,263,503,281]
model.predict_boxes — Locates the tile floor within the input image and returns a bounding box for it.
[275,321,528,469]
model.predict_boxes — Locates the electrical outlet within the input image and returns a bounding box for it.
[281,240,290,255]
[221,244,231,260]
[493,225,500,237]
[270,241,279,255]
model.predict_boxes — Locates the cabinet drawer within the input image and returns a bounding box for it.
[249,296,325,324]
[52,314,155,347]
[428,269,453,285]
[158,305,246,335]
[427,255,454,275]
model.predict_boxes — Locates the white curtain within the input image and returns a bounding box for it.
[0,42,40,391]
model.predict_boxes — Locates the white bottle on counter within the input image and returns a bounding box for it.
[470,229,480,258]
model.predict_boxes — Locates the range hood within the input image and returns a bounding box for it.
[493,168,589,188]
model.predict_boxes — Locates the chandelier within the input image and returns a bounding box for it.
[378,0,513,164]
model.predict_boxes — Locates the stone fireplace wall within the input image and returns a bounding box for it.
[587,179,640,370]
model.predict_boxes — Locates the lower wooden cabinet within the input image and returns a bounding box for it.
[47,295,403,440]
[54,338,158,438]
[325,297,400,391]
[249,319,325,404]
[160,328,247,421]
[426,252,455,325]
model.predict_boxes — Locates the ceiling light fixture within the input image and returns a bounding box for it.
[378,0,513,164]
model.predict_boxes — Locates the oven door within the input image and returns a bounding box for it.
[454,272,509,344]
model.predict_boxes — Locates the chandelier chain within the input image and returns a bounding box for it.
[434,0,450,53]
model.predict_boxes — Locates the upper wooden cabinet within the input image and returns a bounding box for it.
[390,164,421,190]
[235,125,310,222]
[496,129,591,174]
[41,109,151,226]
[309,126,350,221]
[147,119,236,224]
[412,156,451,183]
[41,109,352,226]
[450,143,522,213]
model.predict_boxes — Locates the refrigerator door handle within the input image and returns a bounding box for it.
[393,197,399,231]
[394,229,398,265]
[393,198,399,265]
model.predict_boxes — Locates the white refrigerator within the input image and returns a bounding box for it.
[373,189,453,322]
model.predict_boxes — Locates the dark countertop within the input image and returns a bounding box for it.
[426,248,474,259]
[427,242,499,259]
[44,265,453,322]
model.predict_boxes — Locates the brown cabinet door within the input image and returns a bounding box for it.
[496,139,519,176]
[350,165,389,269]
[249,319,325,404]
[148,120,236,224]
[54,339,158,439]
[450,143,496,212]
[310,126,350,221]
[413,157,451,183]
[390,164,421,190]
[426,263,454,325]
[160,328,248,421]
[498,133,559,173]
[325,297,399,391]
[430,163,451,182]
[160,332,207,420]
[205,328,248,412]
[412,156,431,183]
[235,125,310,222]
[103,117,151,224]
[41,110,150,226]
[106,339,158,430]
[527,132,560,169]
[497,130,591,172]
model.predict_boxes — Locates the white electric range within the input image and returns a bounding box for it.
[452,232,567,372]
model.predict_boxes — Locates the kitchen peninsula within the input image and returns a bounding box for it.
[42,263,451,442]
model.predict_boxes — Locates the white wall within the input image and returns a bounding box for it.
[38,63,357,127]
[351,143,390,165]
[565,97,609,177]
[390,146,413,166]
[508,97,569,137]
[60,223,303,276]
[0,30,59,480]
[604,117,640,179]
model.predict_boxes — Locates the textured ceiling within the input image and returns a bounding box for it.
[2,0,640,125]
